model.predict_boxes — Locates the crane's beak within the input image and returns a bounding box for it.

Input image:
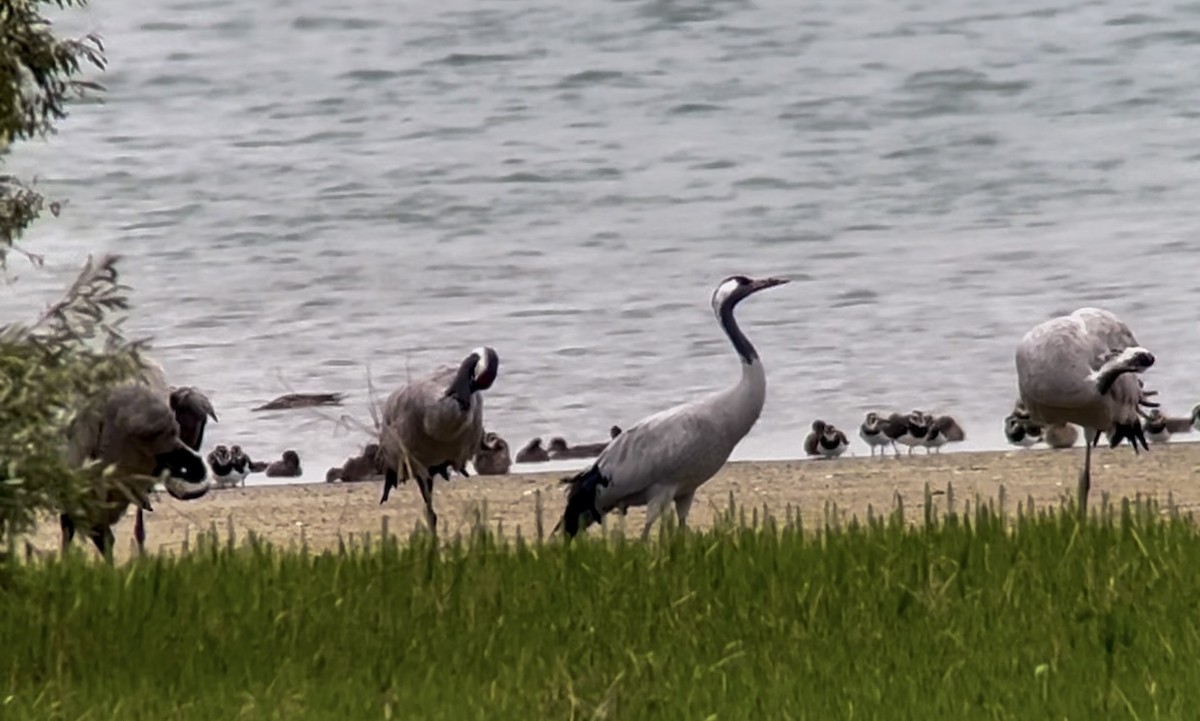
[749,277,789,292]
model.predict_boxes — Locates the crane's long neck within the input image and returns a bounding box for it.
[719,301,758,365]
[718,301,767,430]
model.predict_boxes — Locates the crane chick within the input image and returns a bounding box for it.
[474,432,513,475]
[805,419,848,459]
[63,381,211,560]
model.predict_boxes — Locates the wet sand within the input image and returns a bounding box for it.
[26,442,1200,562]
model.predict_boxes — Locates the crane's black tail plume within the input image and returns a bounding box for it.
[559,465,610,538]
[1108,419,1150,453]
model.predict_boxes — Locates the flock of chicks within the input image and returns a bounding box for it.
[317,427,625,485]
[329,410,971,478]
[801,410,968,459]
[406,425,624,479]
[1003,399,1200,449]
[207,392,1200,488]
[204,444,302,487]
[198,420,621,489]
[796,399,1200,463]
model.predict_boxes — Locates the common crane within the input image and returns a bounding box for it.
[377,347,499,532]
[1015,307,1158,515]
[557,274,787,539]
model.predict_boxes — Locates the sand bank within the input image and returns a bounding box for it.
[26,442,1200,562]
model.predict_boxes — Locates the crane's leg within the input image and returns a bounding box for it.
[134,507,146,555]
[674,492,696,532]
[641,492,673,541]
[89,525,115,565]
[416,474,438,534]
[60,514,76,554]
[380,468,399,504]
[1078,434,1093,520]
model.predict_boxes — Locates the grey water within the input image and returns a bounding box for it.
[4,0,1200,484]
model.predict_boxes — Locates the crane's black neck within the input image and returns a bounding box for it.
[719,301,758,365]
[445,357,477,412]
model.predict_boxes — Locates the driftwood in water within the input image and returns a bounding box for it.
[252,392,345,411]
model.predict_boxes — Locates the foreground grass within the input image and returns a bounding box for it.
[3,492,1200,720]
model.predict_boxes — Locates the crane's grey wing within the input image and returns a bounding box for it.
[109,386,182,457]
[1016,317,1096,408]
[1070,310,1155,395]
[379,385,418,465]
[379,366,482,472]
[450,396,486,471]
[138,357,172,399]
[593,401,727,508]
[559,400,729,535]
[380,370,446,436]
[66,395,106,467]
[409,366,475,440]
[68,383,174,470]
[1072,308,1140,354]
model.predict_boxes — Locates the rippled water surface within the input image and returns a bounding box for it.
[5,0,1200,482]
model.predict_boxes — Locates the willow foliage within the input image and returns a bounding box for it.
[0,2,147,547]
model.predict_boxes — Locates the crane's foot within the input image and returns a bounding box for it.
[380,468,399,504]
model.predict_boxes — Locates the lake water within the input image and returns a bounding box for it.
[4,0,1200,484]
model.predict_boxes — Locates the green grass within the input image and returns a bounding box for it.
[3,489,1200,720]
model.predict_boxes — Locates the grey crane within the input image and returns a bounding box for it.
[1015,307,1158,516]
[557,274,788,540]
[62,380,211,560]
[377,346,499,532]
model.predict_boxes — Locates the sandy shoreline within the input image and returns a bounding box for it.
[25,442,1200,562]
